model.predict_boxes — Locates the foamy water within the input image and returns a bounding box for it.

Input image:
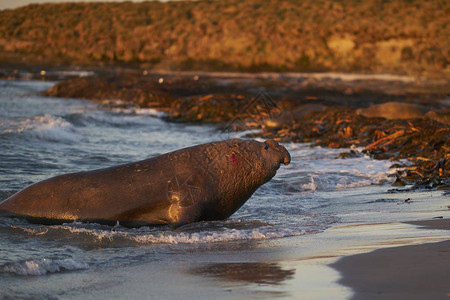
[2,114,78,142]
[2,258,88,276]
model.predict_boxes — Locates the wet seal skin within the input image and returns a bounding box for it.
[0,139,290,228]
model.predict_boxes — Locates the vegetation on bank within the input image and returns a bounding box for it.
[1,0,449,76]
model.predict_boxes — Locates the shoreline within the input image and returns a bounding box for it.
[330,218,450,300]
[45,69,450,187]
[1,67,448,187]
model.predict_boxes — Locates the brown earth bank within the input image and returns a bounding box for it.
[39,70,450,188]
[1,0,450,78]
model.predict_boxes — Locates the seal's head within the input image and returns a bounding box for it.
[202,138,291,221]
[260,139,291,181]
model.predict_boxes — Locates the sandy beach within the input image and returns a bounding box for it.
[332,219,450,300]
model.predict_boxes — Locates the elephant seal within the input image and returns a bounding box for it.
[0,139,290,228]
[356,102,426,120]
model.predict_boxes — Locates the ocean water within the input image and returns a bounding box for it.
[0,79,448,299]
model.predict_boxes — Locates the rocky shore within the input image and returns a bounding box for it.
[1,0,449,188]
[41,70,450,188]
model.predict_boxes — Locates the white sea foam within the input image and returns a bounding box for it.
[132,227,305,244]
[48,222,307,245]
[282,144,399,191]
[1,258,88,276]
[112,107,167,117]
[2,114,77,143]
[301,176,317,191]
[30,115,77,142]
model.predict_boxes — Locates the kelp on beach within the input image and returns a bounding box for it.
[45,73,450,187]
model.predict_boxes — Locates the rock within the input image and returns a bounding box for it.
[265,104,325,128]
[425,110,450,125]
[392,176,406,186]
[356,102,426,120]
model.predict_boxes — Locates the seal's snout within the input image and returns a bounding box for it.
[264,139,291,166]
[282,147,291,165]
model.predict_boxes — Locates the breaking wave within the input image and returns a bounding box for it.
[282,144,400,192]
[63,225,306,245]
[1,114,77,143]
[2,219,311,246]
[1,258,88,276]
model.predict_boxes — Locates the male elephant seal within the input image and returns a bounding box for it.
[0,139,290,228]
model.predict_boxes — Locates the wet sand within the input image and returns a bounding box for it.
[331,219,450,300]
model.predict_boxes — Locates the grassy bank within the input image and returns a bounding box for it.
[1,0,449,77]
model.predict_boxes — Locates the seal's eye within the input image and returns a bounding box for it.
[264,145,269,150]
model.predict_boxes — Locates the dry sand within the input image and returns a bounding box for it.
[331,219,450,300]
